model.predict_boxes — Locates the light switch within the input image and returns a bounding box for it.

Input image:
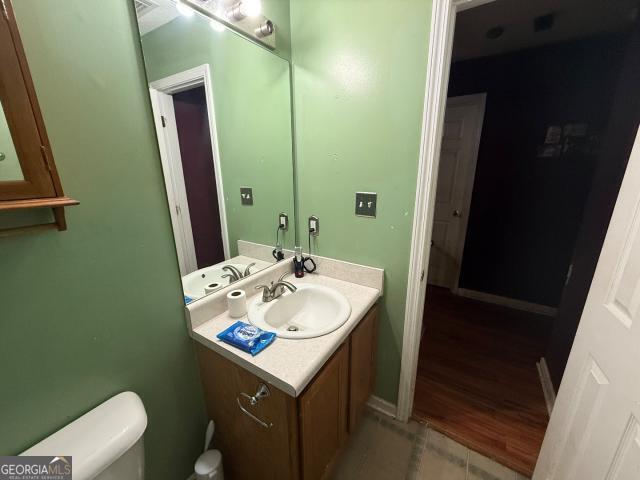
[240,187,253,205]
[355,192,377,217]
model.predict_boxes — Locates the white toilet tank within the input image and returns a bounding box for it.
[21,391,147,480]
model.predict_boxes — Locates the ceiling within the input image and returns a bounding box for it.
[135,0,179,35]
[453,0,639,61]
[135,0,228,35]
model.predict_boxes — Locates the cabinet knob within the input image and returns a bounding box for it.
[0,152,5,162]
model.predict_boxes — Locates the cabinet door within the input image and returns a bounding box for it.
[349,305,378,432]
[299,342,349,480]
[196,345,300,480]
[0,1,58,200]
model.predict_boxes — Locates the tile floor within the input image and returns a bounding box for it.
[330,409,531,480]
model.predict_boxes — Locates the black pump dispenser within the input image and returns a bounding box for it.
[294,246,304,278]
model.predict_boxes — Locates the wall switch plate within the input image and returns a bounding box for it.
[279,212,289,231]
[308,215,319,236]
[240,187,253,205]
[355,192,377,217]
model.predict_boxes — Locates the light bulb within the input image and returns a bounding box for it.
[209,19,225,32]
[240,0,261,17]
[226,0,261,20]
[176,1,195,17]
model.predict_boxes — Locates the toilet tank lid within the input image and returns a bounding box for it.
[21,392,147,480]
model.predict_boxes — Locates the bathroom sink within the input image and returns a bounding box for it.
[248,283,351,339]
[182,263,249,299]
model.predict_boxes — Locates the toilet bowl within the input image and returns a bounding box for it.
[21,391,147,480]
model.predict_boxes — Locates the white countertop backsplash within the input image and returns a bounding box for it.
[186,249,384,397]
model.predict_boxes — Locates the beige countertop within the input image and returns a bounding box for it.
[191,272,380,397]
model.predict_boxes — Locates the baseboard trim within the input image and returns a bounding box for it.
[367,395,397,419]
[537,357,556,415]
[456,288,558,316]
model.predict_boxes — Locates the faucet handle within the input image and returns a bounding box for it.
[221,273,235,284]
[278,273,289,282]
[255,284,272,302]
[244,262,256,277]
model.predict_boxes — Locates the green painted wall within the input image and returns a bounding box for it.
[0,1,206,478]
[141,9,295,255]
[263,0,292,59]
[290,0,432,402]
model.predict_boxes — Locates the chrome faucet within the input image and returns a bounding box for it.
[222,263,258,284]
[255,274,297,302]
[221,265,243,283]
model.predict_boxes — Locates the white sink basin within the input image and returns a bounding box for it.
[248,283,351,339]
[182,262,249,299]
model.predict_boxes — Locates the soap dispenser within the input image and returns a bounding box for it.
[294,246,304,278]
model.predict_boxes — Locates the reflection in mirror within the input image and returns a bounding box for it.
[0,102,24,181]
[136,0,295,304]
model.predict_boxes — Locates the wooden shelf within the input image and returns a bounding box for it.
[0,196,79,211]
[0,196,78,236]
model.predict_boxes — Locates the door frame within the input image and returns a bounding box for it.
[435,93,486,293]
[396,0,495,422]
[149,64,230,273]
[149,88,198,275]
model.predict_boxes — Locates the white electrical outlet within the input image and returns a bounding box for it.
[279,213,289,230]
[309,215,319,236]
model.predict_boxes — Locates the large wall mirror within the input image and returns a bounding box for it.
[135,0,296,304]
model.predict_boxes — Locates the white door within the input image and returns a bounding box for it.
[149,88,198,276]
[534,127,640,479]
[428,93,486,289]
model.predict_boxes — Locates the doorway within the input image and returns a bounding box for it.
[149,64,229,276]
[172,86,225,270]
[428,94,485,291]
[399,0,640,477]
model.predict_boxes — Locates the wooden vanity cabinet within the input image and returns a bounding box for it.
[196,345,301,480]
[195,305,378,480]
[348,305,378,432]
[299,342,349,479]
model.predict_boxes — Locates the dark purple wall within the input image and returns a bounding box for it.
[173,86,225,269]
[448,33,629,307]
[545,22,640,390]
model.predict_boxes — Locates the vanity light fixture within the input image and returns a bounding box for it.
[242,0,262,17]
[254,20,274,38]
[226,2,245,20]
[176,0,195,17]
[226,0,261,21]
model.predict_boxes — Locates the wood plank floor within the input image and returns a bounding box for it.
[412,286,554,477]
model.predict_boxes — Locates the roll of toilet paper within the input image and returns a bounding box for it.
[227,289,247,318]
[204,282,223,295]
